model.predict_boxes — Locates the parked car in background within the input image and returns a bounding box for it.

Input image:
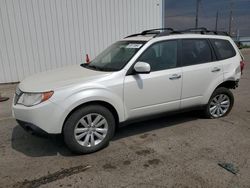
[12,28,244,154]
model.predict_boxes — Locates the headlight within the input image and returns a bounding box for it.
[17,91,54,107]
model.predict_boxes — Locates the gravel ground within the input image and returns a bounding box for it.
[0,50,250,188]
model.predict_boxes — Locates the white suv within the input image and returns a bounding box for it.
[12,28,244,154]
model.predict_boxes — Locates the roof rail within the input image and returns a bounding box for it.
[156,30,182,37]
[141,28,174,35]
[125,27,229,38]
[184,27,208,31]
[206,30,229,36]
[125,28,174,38]
[182,27,208,34]
[181,27,229,36]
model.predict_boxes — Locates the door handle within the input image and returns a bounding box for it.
[169,74,181,80]
[211,67,221,72]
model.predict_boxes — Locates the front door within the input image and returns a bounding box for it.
[124,40,182,119]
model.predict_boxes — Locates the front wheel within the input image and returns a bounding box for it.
[63,105,115,154]
[204,87,234,118]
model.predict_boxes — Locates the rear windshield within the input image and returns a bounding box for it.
[82,41,145,71]
[210,39,236,60]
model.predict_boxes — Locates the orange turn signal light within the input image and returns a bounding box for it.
[42,91,54,102]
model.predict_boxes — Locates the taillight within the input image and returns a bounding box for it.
[240,60,245,74]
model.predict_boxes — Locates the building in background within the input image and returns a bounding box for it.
[0,0,163,83]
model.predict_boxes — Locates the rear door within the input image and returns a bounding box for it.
[180,38,223,108]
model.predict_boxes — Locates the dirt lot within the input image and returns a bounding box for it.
[0,50,250,188]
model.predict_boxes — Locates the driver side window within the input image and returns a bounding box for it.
[137,40,178,72]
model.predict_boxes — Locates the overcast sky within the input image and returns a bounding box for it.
[164,0,250,36]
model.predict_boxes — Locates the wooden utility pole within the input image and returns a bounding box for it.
[195,0,201,28]
[215,11,219,31]
[229,0,233,35]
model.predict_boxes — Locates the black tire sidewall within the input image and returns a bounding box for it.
[63,105,115,154]
[205,87,234,119]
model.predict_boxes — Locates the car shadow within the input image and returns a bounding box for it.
[11,111,201,157]
[113,111,200,141]
[11,126,73,157]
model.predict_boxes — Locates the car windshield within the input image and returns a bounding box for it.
[81,41,145,71]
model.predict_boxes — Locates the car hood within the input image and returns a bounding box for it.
[19,65,112,92]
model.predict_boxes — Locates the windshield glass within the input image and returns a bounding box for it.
[81,41,145,71]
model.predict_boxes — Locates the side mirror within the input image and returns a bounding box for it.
[134,62,151,74]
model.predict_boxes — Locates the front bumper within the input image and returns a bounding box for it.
[12,99,65,134]
[16,119,49,136]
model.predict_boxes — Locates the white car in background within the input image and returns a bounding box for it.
[12,28,245,154]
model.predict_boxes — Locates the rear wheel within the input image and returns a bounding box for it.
[204,87,234,118]
[63,105,115,154]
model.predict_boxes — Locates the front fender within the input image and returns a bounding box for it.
[52,88,125,132]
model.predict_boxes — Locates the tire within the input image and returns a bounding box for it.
[204,87,234,119]
[63,105,116,154]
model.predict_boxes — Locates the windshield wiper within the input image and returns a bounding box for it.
[81,64,102,71]
[80,64,117,72]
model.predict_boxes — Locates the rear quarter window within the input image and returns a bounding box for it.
[210,39,236,60]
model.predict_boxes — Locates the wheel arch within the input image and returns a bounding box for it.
[62,100,120,133]
[204,79,237,105]
[215,80,238,89]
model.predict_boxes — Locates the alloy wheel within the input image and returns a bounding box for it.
[209,94,230,118]
[74,113,108,147]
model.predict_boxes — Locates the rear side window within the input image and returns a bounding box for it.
[210,39,236,60]
[181,39,212,66]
